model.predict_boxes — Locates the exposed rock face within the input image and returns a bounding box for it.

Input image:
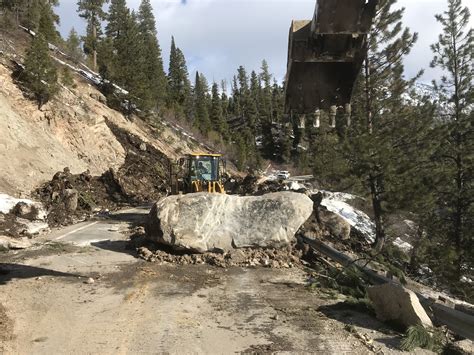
[367,283,433,329]
[146,192,313,253]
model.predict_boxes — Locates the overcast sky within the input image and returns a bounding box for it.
[56,0,474,86]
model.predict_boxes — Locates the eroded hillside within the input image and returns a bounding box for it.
[0,46,203,196]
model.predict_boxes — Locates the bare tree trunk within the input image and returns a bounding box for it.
[409,226,424,273]
[370,173,386,253]
[364,53,373,134]
[92,24,97,72]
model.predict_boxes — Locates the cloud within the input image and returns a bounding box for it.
[57,0,474,86]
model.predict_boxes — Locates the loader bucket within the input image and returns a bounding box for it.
[285,0,378,114]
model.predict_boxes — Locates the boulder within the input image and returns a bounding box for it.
[11,202,41,221]
[63,189,78,212]
[367,283,433,329]
[318,208,351,240]
[0,235,32,251]
[450,339,474,355]
[146,192,313,253]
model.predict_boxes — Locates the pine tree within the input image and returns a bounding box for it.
[61,66,75,87]
[105,0,127,40]
[193,71,211,133]
[21,33,58,108]
[220,81,230,140]
[344,0,419,252]
[210,82,227,136]
[137,0,167,108]
[23,0,41,29]
[77,0,108,71]
[37,1,59,43]
[259,60,276,158]
[168,36,191,107]
[428,0,474,280]
[112,9,147,115]
[65,27,83,63]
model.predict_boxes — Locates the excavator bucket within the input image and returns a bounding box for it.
[285,0,378,115]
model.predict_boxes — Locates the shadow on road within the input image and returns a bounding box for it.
[91,240,137,257]
[0,263,84,285]
[318,302,397,333]
[105,206,150,229]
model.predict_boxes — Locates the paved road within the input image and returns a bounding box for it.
[0,205,422,354]
[46,206,150,247]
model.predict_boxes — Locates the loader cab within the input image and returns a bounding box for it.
[189,155,220,182]
[172,153,226,194]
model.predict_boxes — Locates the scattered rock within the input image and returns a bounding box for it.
[0,236,32,250]
[367,283,433,329]
[450,339,474,355]
[136,241,305,269]
[89,91,107,104]
[85,277,95,284]
[146,192,313,253]
[11,202,41,220]
[139,143,147,151]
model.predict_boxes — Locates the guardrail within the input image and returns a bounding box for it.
[299,235,474,340]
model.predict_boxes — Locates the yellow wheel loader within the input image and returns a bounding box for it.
[169,153,226,195]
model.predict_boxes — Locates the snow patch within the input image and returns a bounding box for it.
[288,181,305,191]
[0,193,46,219]
[392,237,413,253]
[320,192,375,243]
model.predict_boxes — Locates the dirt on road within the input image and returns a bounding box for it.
[0,211,432,354]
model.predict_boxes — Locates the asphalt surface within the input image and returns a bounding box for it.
[46,206,150,246]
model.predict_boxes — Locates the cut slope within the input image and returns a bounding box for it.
[0,58,205,197]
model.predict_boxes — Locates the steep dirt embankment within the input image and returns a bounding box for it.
[0,60,198,197]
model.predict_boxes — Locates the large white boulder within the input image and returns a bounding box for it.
[146,192,313,253]
[367,283,433,328]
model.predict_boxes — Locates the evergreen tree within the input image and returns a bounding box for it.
[112,9,147,115]
[61,66,75,87]
[259,60,276,158]
[137,0,167,108]
[168,36,191,107]
[77,0,108,71]
[193,71,211,133]
[21,33,58,108]
[210,82,224,134]
[23,0,41,29]
[220,81,230,140]
[37,0,59,43]
[428,0,474,280]
[105,0,127,40]
[65,27,83,62]
[344,0,419,252]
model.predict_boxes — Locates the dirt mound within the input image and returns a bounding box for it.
[34,124,171,226]
[105,121,171,200]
